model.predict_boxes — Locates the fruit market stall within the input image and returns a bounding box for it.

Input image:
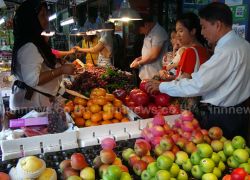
[1,110,250,180]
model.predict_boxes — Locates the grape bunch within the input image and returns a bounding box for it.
[67,66,135,96]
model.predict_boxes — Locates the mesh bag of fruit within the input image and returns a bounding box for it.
[47,100,68,134]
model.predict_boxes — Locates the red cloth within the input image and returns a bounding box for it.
[176,46,209,77]
[51,49,60,58]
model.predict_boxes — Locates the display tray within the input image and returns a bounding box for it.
[0,138,233,180]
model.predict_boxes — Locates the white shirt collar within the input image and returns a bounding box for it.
[215,30,234,50]
[146,23,159,37]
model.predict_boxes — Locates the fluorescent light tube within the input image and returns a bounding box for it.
[0,18,5,25]
[60,17,74,26]
[49,13,57,21]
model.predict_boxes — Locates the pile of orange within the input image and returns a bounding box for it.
[64,88,130,127]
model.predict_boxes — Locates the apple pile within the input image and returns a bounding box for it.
[122,139,154,176]
[93,138,132,180]
[59,152,94,179]
[223,168,250,180]
[114,80,181,118]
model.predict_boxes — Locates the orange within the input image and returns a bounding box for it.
[74,118,85,127]
[103,103,114,112]
[114,111,123,120]
[121,107,128,115]
[74,97,87,106]
[113,99,123,107]
[96,96,107,106]
[105,93,115,102]
[65,100,74,107]
[101,120,112,125]
[64,105,73,113]
[121,117,130,122]
[112,119,120,123]
[87,99,94,107]
[89,104,101,113]
[91,112,102,122]
[90,121,100,126]
[85,119,92,127]
[73,105,84,117]
[83,110,92,120]
[95,88,106,96]
[102,111,114,121]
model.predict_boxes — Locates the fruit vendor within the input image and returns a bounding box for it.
[145,2,250,140]
[130,13,169,80]
[10,0,76,110]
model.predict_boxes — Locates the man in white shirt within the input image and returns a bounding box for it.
[145,2,250,140]
[130,14,168,80]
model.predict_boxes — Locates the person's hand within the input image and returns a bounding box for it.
[69,48,76,54]
[73,46,81,52]
[130,57,141,68]
[159,70,168,79]
[145,79,161,94]
[61,64,76,75]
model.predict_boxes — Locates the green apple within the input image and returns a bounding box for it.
[182,159,192,172]
[202,173,218,180]
[239,163,250,174]
[80,167,95,180]
[232,136,246,149]
[176,169,188,180]
[157,155,173,170]
[197,144,213,158]
[169,163,180,178]
[175,151,188,166]
[155,170,171,180]
[220,136,227,142]
[120,172,132,180]
[246,147,250,154]
[154,144,165,156]
[105,165,122,180]
[212,167,222,178]
[190,151,201,165]
[217,151,227,162]
[223,141,234,156]
[191,165,203,179]
[170,178,176,180]
[122,148,135,161]
[162,151,175,161]
[147,162,159,177]
[217,161,226,171]
[141,170,152,180]
[200,158,215,173]
[99,164,109,178]
[211,152,220,165]
[211,140,224,152]
[233,149,249,163]
[227,156,240,168]
[248,158,250,164]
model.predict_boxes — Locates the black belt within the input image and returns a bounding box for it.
[12,80,54,101]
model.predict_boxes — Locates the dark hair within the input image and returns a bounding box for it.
[12,0,56,75]
[177,12,206,46]
[199,2,232,27]
[139,13,154,25]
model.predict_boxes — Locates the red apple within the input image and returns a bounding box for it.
[100,149,116,164]
[181,110,194,121]
[151,136,162,147]
[0,172,10,180]
[128,155,140,166]
[150,125,165,137]
[191,131,204,144]
[141,155,155,164]
[133,160,148,176]
[148,103,158,115]
[184,141,197,154]
[139,80,148,93]
[208,126,223,140]
[63,167,79,178]
[118,164,129,172]
[59,159,71,172]
[134,141,149,157]
[231,168,248,180]
[133,106,151,119]
[71,153,88,170]
[154,93,170,107]
[168,104,181,115]
[101,137,116,150]
[152,114,165,126]
[181,121,194,132]
[93,156,103,168]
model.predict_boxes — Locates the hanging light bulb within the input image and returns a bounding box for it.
[109,0,142,22]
